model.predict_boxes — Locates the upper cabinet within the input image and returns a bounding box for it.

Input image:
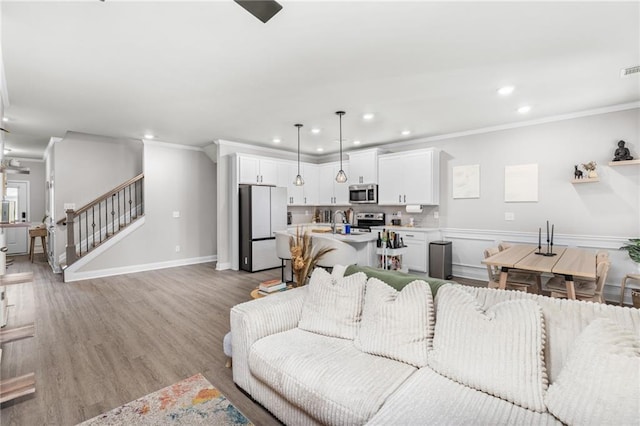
[318,162,350,205]
[348,149,380,184]
[378,148,440,205]
[276,161,319,206]
[239,156,278,185]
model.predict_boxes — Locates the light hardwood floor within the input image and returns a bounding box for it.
[0,255,283,425]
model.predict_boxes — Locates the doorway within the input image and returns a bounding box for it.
[6,180,29,254]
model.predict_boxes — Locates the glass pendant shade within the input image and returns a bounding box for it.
[335,111,348,183]
[294,123,304,186]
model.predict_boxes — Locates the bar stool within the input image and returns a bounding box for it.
[29,227,47,262]
[620,273,640,306]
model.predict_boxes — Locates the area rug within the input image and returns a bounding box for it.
[79,373,252,425]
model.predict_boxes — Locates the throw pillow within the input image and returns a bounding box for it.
[355,277,434,367]
[427,285,548,412]
[298,268,367,340]
[545,318,640,425]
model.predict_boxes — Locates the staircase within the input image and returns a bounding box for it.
[58,173,145,275]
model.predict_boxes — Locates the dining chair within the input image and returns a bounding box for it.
[484,247,541,293]
[544,260,611,303]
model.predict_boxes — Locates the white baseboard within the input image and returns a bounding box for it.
[64,255,218,282]
[215,262,232,271]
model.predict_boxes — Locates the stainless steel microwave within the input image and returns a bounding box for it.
[349,184,378,204]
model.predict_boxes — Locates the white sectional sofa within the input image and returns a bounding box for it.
[231,266,640,425]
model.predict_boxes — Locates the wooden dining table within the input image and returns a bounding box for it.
[482,244,596,299]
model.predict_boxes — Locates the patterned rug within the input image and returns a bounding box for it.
[79,373,252,425]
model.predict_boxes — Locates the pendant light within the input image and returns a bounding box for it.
[294,123,304,186]
[335,111,348,183]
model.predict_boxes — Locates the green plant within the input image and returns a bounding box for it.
[620,238,640,263]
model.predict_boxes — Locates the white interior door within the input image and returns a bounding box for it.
[6,181,29,254]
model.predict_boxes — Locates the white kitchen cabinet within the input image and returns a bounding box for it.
[348,149,380,184]
[317,162,350,205]
[239,155,278,185]
[398,230,427,272]
[302,164,319,205]
[378,148,440,205]
[279,162,318,206]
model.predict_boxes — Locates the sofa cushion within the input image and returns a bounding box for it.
[355,277,434,367]
[428,285,548,412]
[545,318,640,425]
[344,264,451,295]
[249,328,416,426]
[367,366,561,426]
[298,268,367,340]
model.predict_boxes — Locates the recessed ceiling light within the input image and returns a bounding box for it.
[143,134,155,139]
[401,130,411,136]
[272,138,281,143]
[1,117,8,122]
[3,148,11,154]
[497,86,515,96]
[517,105,531,114]
[363,113,375,121]
[316,147,324,152]
[311,128,321,134]
[353,140,361,145]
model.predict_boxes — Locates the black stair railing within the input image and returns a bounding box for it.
[57,173,144,266]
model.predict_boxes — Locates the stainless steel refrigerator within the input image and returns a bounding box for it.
[239,185,288,272]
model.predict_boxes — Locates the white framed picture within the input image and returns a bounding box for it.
[505,163,538,202]
[452,165,480,199]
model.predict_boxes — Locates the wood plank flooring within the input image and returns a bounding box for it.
[0,256,283,425]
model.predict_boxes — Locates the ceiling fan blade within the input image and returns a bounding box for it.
[234,0,283,23]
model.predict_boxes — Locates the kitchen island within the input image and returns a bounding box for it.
[287,224,378,267]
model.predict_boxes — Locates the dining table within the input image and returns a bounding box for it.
[482,244,596,299]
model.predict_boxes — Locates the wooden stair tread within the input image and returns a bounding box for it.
[0,323,35,344]
[0,372,36,403]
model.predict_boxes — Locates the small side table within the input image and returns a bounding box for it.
[376,247,408,272]
[28,227,47,263]
[620,273,640,307]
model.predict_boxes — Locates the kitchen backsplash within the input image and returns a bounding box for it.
[288,205,440,228]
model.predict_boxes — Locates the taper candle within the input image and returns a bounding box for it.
[538,227,541,249]
[551,224,554,245]
[546,221,550,243]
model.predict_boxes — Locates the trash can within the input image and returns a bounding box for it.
[429,241,452,280]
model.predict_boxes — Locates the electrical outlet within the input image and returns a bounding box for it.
[175,245,181,252]
[505,212,515,221]
[433,211,439,219]
[173,211,180,218]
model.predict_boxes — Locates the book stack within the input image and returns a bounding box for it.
[258,279,287,296]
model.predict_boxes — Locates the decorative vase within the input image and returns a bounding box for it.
[588,170,598,179]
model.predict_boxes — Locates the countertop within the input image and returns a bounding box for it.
[370,225,440,232]
[285,225,377,243]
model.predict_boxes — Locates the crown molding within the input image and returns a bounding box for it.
[143,139,204,152]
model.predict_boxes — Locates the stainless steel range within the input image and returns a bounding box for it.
[354,212,385,231]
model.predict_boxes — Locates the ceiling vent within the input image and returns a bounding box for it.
[620,66,640,77]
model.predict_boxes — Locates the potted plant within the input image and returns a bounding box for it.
[289,227,335,287]
[620,238,640,308]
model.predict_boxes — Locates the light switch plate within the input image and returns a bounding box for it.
[433,211,439,219]
[505,212,515,221]
[173,211,180,218]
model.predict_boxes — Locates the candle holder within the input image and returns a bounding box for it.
[535,222,557,256]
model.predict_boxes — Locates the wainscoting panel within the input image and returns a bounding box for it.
[441,228,639,305]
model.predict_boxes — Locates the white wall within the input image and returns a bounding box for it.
[76,141,217,274]
[52,131,144,258]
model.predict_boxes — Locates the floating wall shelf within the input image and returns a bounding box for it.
[571,178,600,184]
[609,159,640,166]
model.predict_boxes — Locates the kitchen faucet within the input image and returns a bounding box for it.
[332,210,346,234]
